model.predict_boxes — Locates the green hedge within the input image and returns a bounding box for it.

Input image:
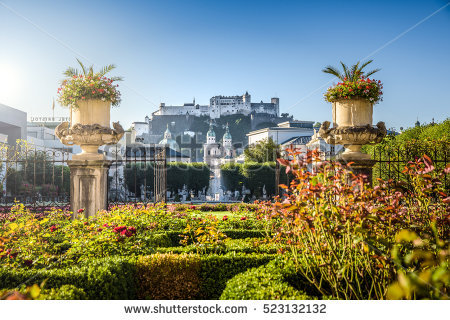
[198,253,275,299]
[221,162,293,197]
[220,258,315,300]
[0,253,274,300]
[156,239,277,255]
[124,162,210,197]
[0,257,137,299]
[163,229,266,248]
[40,285,88,300]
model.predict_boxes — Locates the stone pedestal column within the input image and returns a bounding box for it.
[337,158,376,186]
[68,160,111,218]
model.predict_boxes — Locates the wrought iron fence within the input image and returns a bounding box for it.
[367,140,449,191]
[107,144,167,206]
[0,145,71,213]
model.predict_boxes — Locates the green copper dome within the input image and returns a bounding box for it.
[207,122,216,137]
[223,123,232,140]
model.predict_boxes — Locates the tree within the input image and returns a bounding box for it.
[244,138,280,163]
[313,122,322,128]
[322,60,380,81]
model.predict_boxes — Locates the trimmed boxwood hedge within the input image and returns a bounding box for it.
[156,238,276,255]
[40,285,88,300]
[0,257,138,299]
[0,253,275,300]
[198,253,274,299]
[220,258,317,300]
[163,229,266,248]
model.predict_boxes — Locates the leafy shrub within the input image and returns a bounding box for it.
[180,215,228,253]
[267,150,449,299]
[222,229,265,239]
[0,256,137,299]
[40,285,87,300]
[387,229,449,300]
[137,253,201,299]
[220,259,313,300]
[156,238,277,255]
[198,253,275,299]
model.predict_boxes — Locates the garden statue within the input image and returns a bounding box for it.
[55,60,124,217]
[319,60,387,182]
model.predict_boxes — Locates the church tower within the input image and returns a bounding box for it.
[206,121,216,144]
[223,123,232,147]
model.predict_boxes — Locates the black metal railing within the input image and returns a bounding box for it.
[0,146,70,213]
[107,144,167,206]
[368,141,449,191]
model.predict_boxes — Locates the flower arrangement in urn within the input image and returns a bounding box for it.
[55,59,124,160]
[323,60,383,103]
[57,59,122,108]
[319,60,387,160]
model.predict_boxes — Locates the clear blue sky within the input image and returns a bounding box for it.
[0,0,449,131]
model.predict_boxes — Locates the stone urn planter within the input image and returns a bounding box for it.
[320,98,386,160]
[55,99,124,160]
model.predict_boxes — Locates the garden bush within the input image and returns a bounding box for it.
[0,256,137,299]
[39,285,87,300]
[198,253,275,299]
[137,253,201,299]
[266,149,449,299]
[220,259,313,300]
[156,238,277,255]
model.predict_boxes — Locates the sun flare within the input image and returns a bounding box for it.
[0,62,21,100]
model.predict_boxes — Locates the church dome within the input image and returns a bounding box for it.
[207,122,216,137]
[158,138,179,152]
[223,123,232,140]
[159,124,179,151]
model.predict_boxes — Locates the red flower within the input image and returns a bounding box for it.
[240,216,247,221]
[50,225,57,232]
[113,226,127,233]
[97,228,103,232]
[128,226,137,234]
[222,215,228,221]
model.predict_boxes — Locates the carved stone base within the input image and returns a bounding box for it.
[68,160,111,218]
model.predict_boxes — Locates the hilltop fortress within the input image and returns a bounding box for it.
[152,92,279,119]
